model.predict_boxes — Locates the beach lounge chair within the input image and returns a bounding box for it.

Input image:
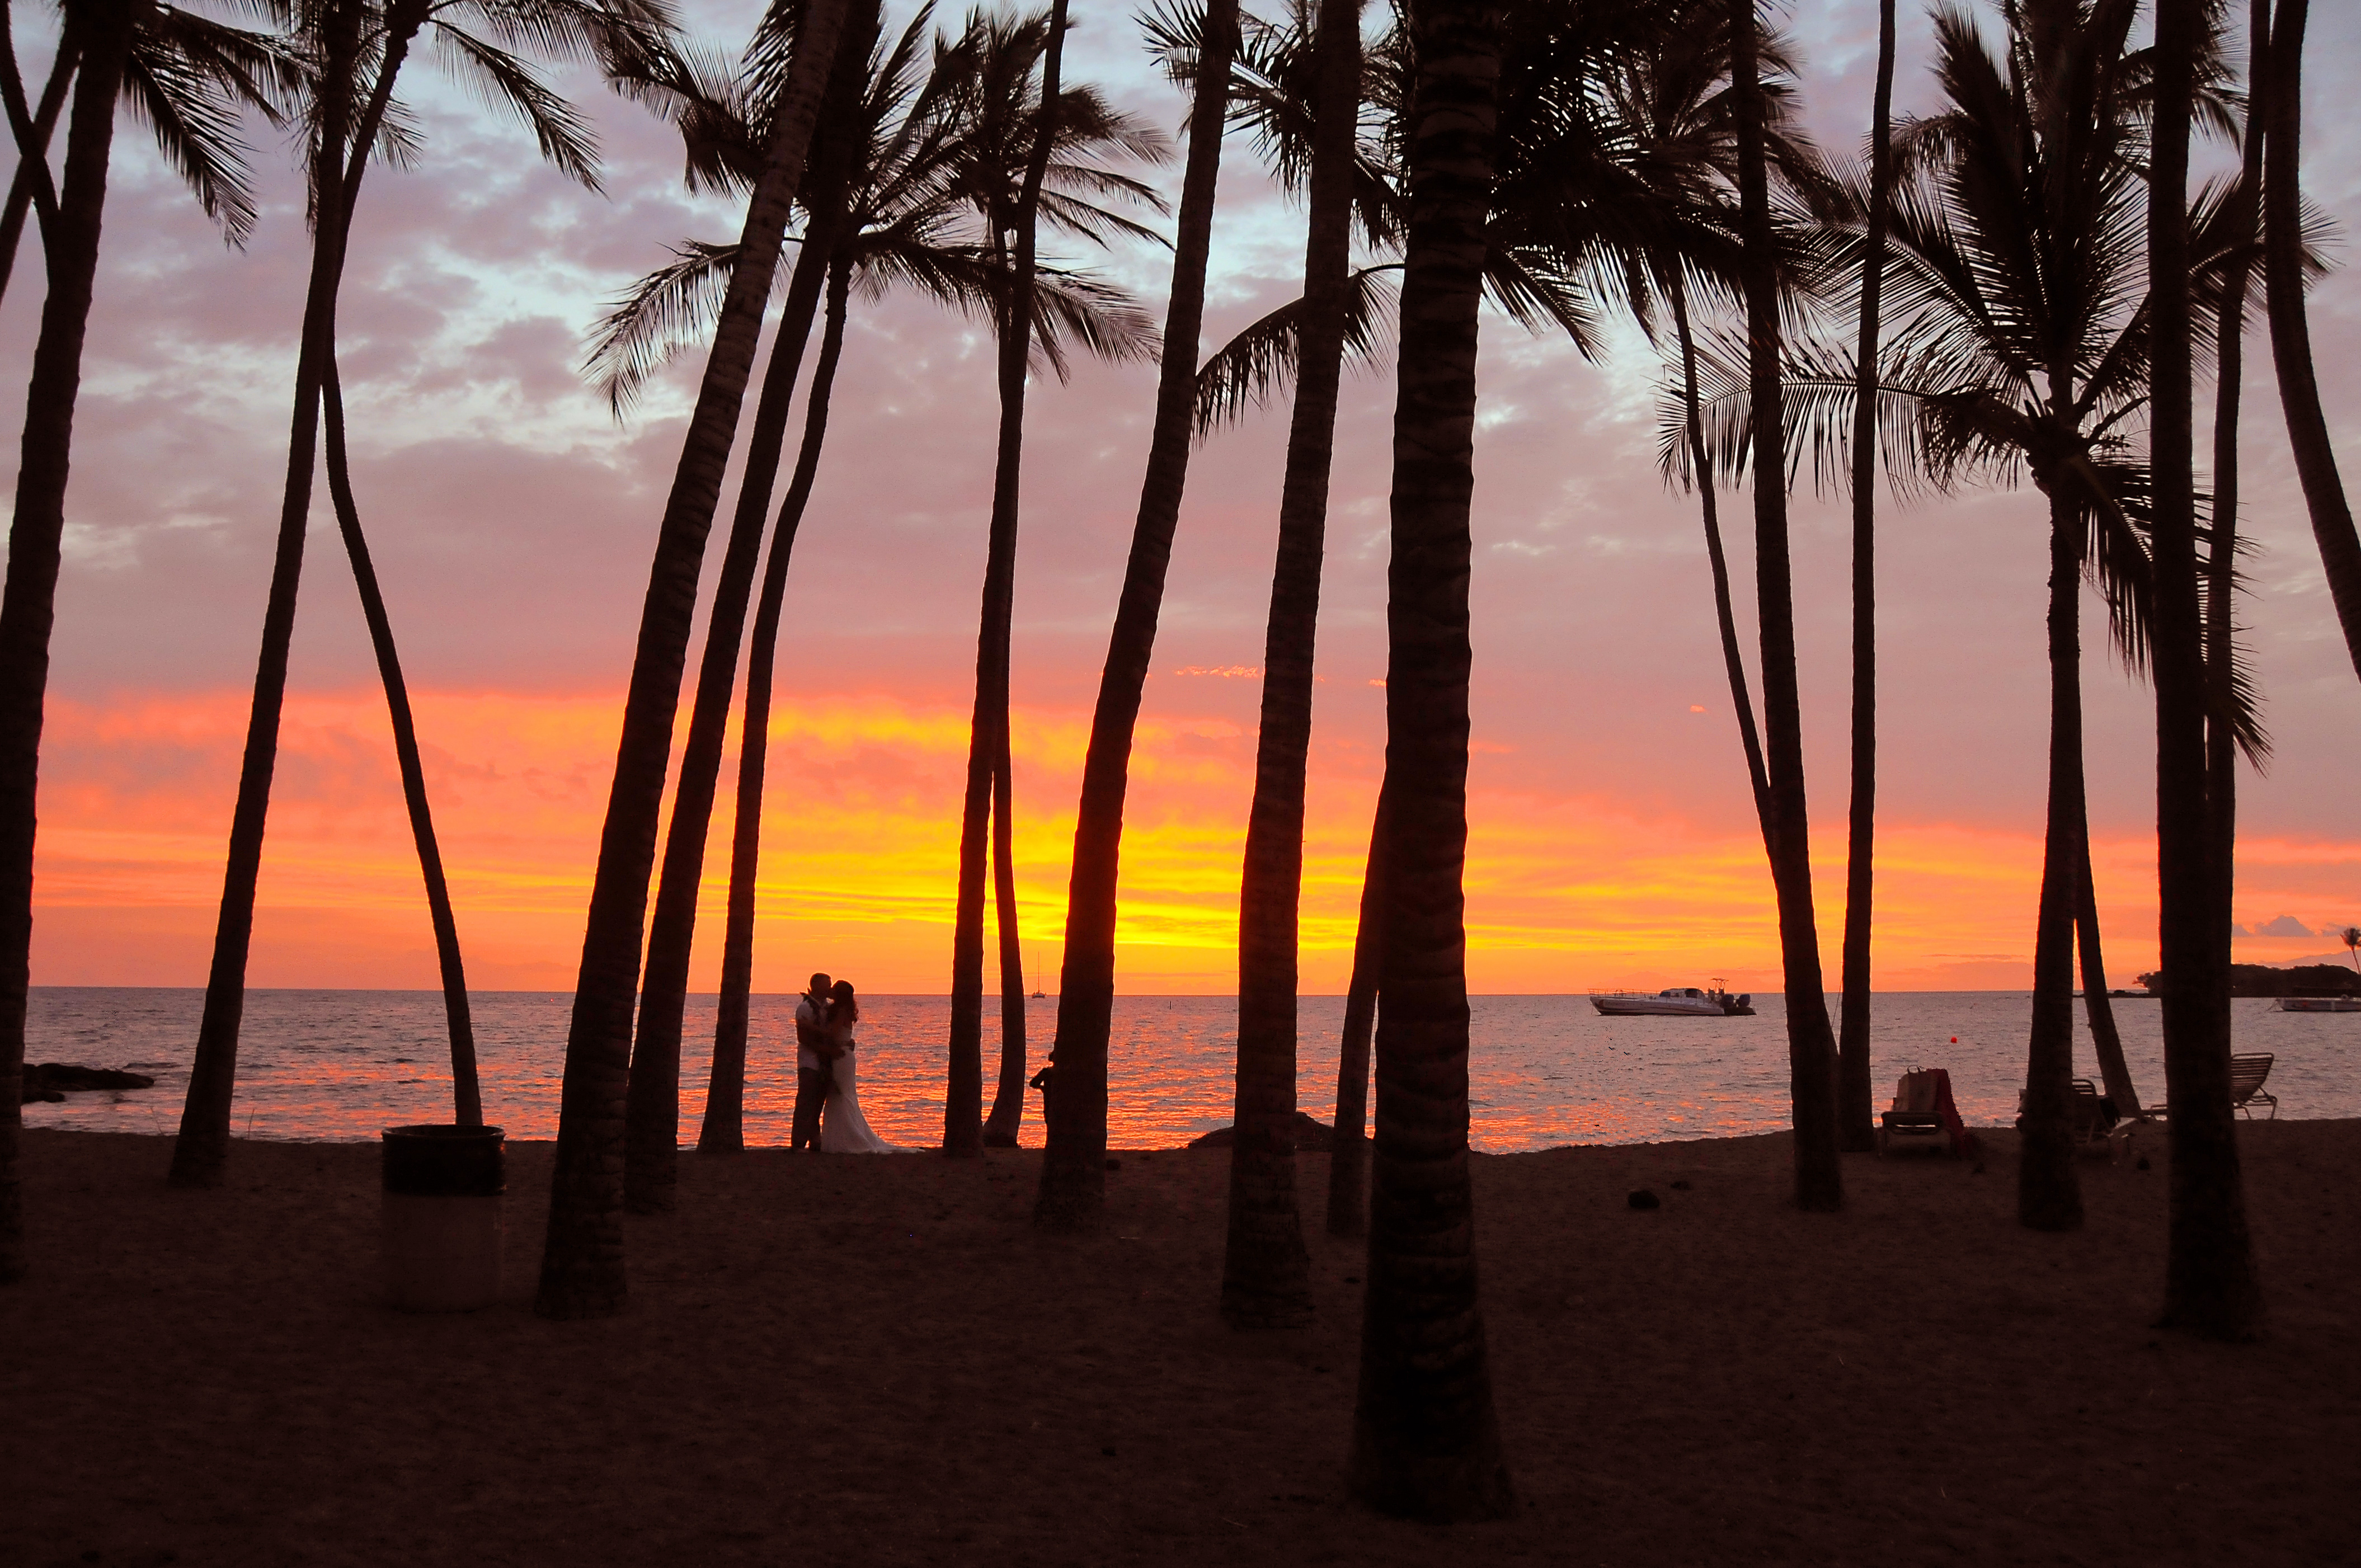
[1879,1068,1972,1157]
[2140,1053,2277,1124]
[2231,1053,2277,1119]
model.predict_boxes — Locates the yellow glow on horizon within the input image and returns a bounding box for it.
[26,686,2358,993]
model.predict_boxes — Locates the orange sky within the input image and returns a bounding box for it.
[27,685,2361,993]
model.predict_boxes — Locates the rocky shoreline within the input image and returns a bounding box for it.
[17,1063,156,1103]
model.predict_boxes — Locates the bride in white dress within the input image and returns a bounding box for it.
[819,981,892,1153]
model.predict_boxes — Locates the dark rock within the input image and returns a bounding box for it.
[21,1062,156,1103]
[1185,1111,1335,1152]
[1627,1188,1660,1211]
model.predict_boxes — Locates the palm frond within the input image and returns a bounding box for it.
[430,23,603,190]
[580,239,742,418]
[1192,263,1398,436]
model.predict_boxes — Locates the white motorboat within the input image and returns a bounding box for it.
[1591,985,1754,1017]
[2275,995,2361,1013]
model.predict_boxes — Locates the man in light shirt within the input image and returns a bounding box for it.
[792,972,841,1150]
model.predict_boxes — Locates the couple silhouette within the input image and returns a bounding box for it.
[791,973,890,1153]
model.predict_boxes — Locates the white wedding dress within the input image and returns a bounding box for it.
[819,1035,892,1153]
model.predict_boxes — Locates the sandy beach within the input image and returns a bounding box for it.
[4,1120,2355,1565]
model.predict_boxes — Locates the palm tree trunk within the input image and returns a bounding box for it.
[1344,0,1511,1521]
[2019,489,2085,1232]
[2075,827,2138,1115]
[1221,0,1356,1332]
[1668,279,1769,832]
[949,1,1071,1160]
[0,0,134,1284]
[1836,0,1897,1155]
[1033,0,1235,1225]
[698,253,854,1157]
[321,356,479,1126]
[2206,0,2269,1008]
[623,21,873,1212]
[534,0,850,1318]
[2261,0,2361,681]
[0,26,78,308]
[982,729,1027,1145]
[170,0,398,1189]
[2154,0,2261,1340]
[1324,779,1385,1240]
[1731,0,1841,1214]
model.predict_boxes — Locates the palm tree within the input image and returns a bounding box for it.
[1324,779,1383,1237]
[1222,0,1347,1329]
[320,354,482,1125]
[2152,0,2260,1341]
[1693,0,2277,1220]
[2260,0,2361,681]
[535,0,852,1321]
[1343,0,1510,1520]
[171,0,668,1191]
[1835,0,1896,1154]
[1,0,288,1280]
[584,7,1155,1160]
[613,0,884,1214]
[1730,0,1838,1214]
[2341,926,2359,973]
[944,1,1167,1158]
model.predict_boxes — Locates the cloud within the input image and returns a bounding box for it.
[2256,915,2316,938]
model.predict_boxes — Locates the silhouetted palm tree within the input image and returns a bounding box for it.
[1730,0,1838,1213]
[2152,0,2261,1341]
[943,0,1165,1157]
[607,0,885,1212]
[1,0,290,1279]
[585,6,1155,1162]
[1325,778,1384,1237]
[2341,927,2359,973]
[1836,0,1896,1153]
[2260,0,2361,682]
[536,0,852,1321]
[172,0,664,1192]
[1344,0,1510,1520]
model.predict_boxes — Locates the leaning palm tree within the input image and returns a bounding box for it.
[2341,927,2359,973]
[1344,0,1511,1519]
[581,7,1157,1164]
[536,0,852,1321]
[606,0,886,1213]
[942,0,1167,1157]
[1,0,291,1281]
[1729,0,1839,1213]
[171,0,670,1192]
[2260,0,2361,682]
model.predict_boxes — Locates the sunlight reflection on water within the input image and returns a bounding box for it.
[22,988,2357,1150]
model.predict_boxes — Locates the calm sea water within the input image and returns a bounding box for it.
[20,988,2357,1151]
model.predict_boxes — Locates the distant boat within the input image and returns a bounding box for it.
[2275,995,2361,1013]
[1591,984,1753,1017]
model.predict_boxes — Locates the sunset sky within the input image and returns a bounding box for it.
[11,0,2361,995]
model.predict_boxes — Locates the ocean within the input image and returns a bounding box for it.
[20,987,2355,1151]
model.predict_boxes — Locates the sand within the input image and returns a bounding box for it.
[3,1119,2355,1565]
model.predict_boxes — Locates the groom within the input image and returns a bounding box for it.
[791,971,842,1151]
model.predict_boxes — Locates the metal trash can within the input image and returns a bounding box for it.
[381,1124,504,1312]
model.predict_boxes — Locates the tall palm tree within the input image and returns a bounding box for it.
[2260,0,2361,682]
[1344,0,1510,1521]
[1692,0,2273,1220]
[171,0,668,1191]
[1324,779,1383,1237]
[535,0,850,1321]
[2153,0,2260,1341]
[1835,0,1896,1153]
[1222,0,1346,1329]
[1730,0,1838,1214]
[585,7,1154,1159]
[1,0,288,1280]
[945,0,1166,1158]
[320,354,482,1125]
[614,0,883,1213]
[2341,926,2359,974]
